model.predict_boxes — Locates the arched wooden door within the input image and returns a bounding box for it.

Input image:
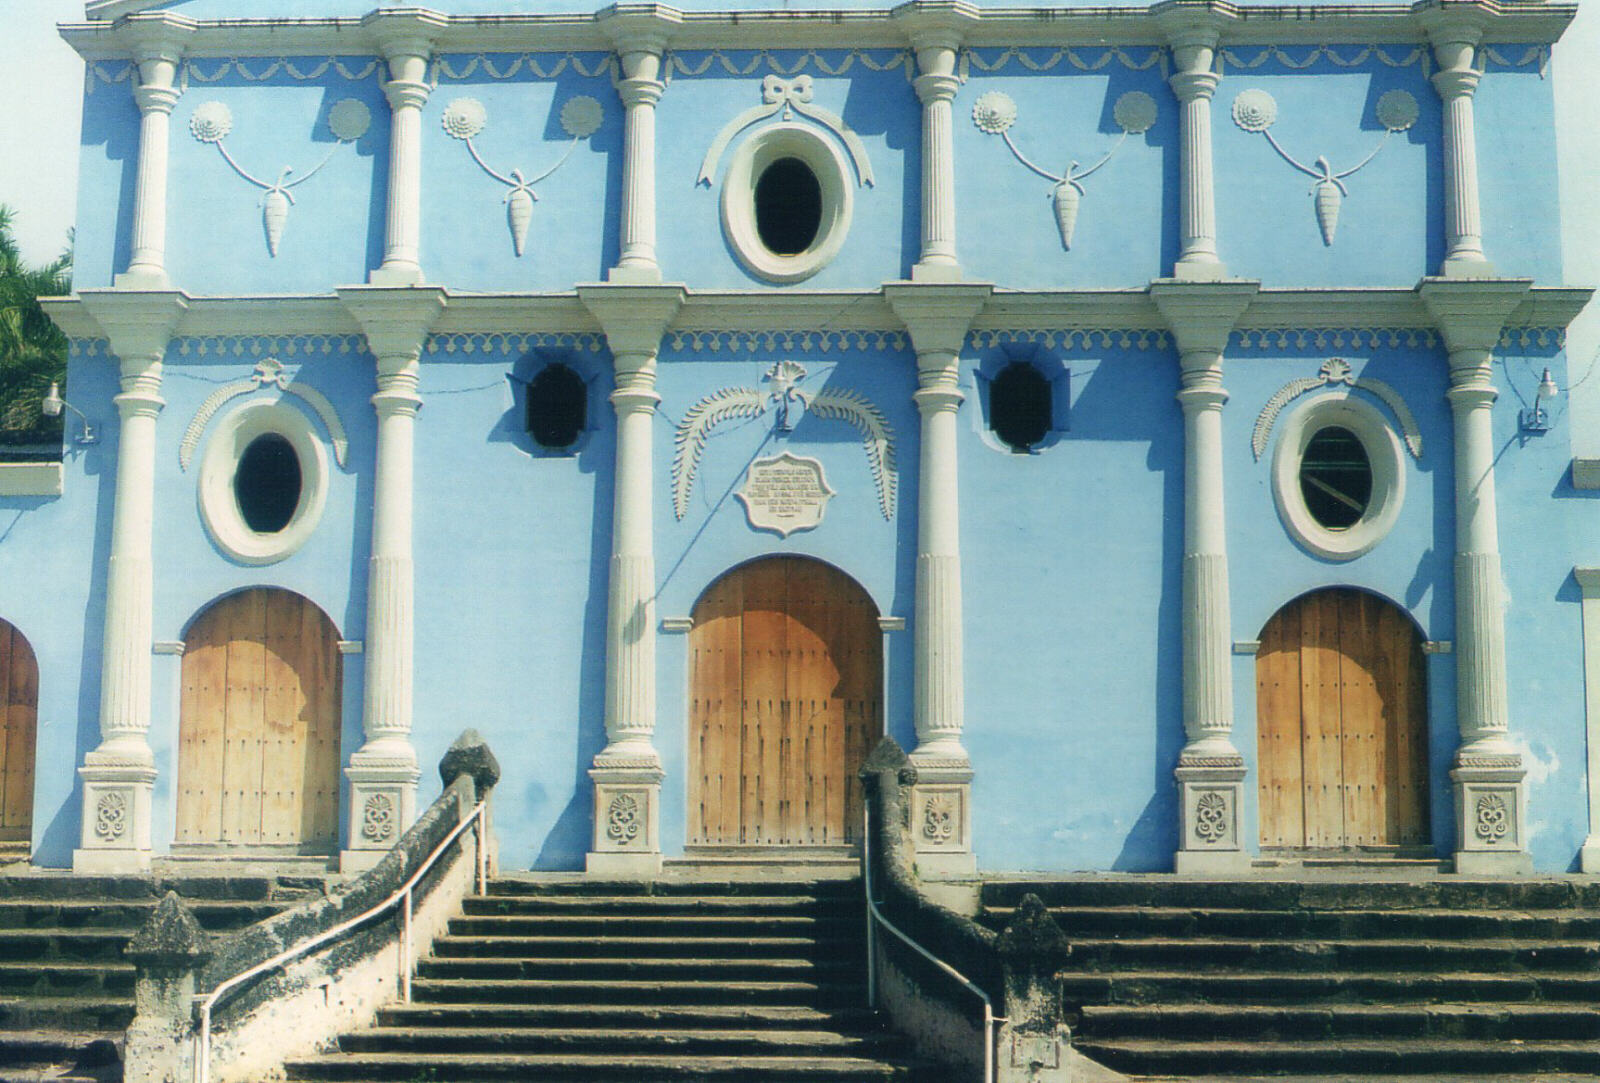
[1257,588,1428,850]
[0,620,38,847]
[176,589,341,849]
[689,557,881,848]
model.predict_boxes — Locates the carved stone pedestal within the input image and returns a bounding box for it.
[1452,757,1532,875]
[586,761,664,879]
[908,761,976,877]
[1174,757,1250,874]
[74,760,157,874]
[341,758,420,874]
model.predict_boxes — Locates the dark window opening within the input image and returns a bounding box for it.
[990,362,1052,453]
[1300,425,1371,530]
[234,432,301,534]
[754,157,822,256]
[526,363,587,449]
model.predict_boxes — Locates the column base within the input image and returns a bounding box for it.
[1452,757,1530,875]
[606,262,663,285]
[368,263,426,286]
[1580,838,1600,874]
[1170,257,1230,283]
[1439,255,1497,279]
[910,260,963,283]
[344,758,421,861]
[907,757,975,876]
[587,759,664,880]
[112,268,171,290]
[1174,754,1248,871]
[74,761,156,874]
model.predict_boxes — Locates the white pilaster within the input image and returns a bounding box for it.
[577,284,686,877]
[894,3,979,283]
[884,281,990,876]
[364,11,447,287]
[1575,568,1600,872]
[73,290,188,873]
[1420,9,1495,278]
[1419,277,1534,875]
[597,9,680,285]
[1151,279,1258,874]
[1158,8,1232,282]
[336,287,448,872]
[113,16,193,290]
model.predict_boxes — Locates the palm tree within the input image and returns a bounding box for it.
[0,205,71,450]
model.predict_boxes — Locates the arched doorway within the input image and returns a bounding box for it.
[0,620,38,848]
[688,557,881,849]
[1257,588,1428,850]
[176,588,341,850]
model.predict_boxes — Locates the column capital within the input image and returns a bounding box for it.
[1417,277,1532,356]
[913,73,962,106]
[76,290,188,374]
[1168,70,1220,103]
[1415,3,1487,68]
[113,11,195,70]
[382,79,432,112]
[1153,1,1234,72]
[883,282,992,357]
[361,7,449,63]
[617,76,664,109]
[595,5,682,63]
[1149,279,1258,358]
[891,1,982,55]
[577,283,685,357]
[336,286,448,367]
[132,84,180,116]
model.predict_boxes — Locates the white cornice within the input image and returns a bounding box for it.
[60,0,1578,60]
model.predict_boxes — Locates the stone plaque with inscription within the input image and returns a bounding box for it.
[735,452,835,537]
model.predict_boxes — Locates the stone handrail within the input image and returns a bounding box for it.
[123,730,500,1083]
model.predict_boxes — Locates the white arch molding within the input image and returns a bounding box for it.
[1270,391,1406,562]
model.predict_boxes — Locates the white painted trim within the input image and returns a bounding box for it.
[1574,458,1600,491]
[720,123,854,284]
[0,462,63,497]
[1423,639,1454,655]
[337,640,364,655]
[196,399,329,566]
[660,617,694,632]
[151,640,185,655]
[1232,640,1260,655]
[878,616,907,632]
[1270,392,1405,562]
[1576,567,1600,871]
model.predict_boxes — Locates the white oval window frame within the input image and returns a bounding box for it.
[1271,392,1405,562]
[197,398,328,566]
[720,122,853,284]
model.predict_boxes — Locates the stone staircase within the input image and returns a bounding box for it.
[0,873,325,1083]
[286,874,932,1081]
[981,877,1600,1082]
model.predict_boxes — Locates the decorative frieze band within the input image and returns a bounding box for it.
[182,56,382,86]
[170,335,366,358]
[1499,327,1567,350]
[666,49,913,81]
[427,332,608,355]
[960,45,1165,77]
[966,328,1170,352]
[665,329,908,353]
[1216,44,1427,73]
[1230,327,1438,351]
[433,52,615,83]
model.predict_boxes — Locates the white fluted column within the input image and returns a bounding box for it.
[599,11,677,284]
[114,18,191,289]
[1423,12,1495,278]
[336,287,447,871]
[1420,278,1533,874]
[73,291,187,874]
[364,11,444,286]
[1161,12,1228,282]
[578,285,685,878]
[1152,280,1257,873]
[885,282,990,876]
[896,6,977,283]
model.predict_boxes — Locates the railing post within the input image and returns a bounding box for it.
[400,888,413,1002]
[994,896,1075,1083]
[125,893,211,1083]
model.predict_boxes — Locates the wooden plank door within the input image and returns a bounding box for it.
[688,557,881,848]
[177,589,341,849]
[0,621,38,844]
[1256,588,1428,850]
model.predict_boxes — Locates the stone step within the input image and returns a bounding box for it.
[1060,936,1600,972]
[985,905,1600,941]
[283,1051,925,1081]
[0,929,145,965]
[0,962,135,998]
[450,911,856,937]
[1077,1037,1600,1076]
[430,933,859,960]
[416,955,857,982]
[1058,969,1600,1005]
[0,996,133,1032]
[376,1003,881,1030]
[0,898,284,933]
[412,977,867,1008]
[980,879,1600,913]
[336,1025,902,1056]
[485,878,858,898]
[464,892,859,915]
[1080,1002,1600,1041]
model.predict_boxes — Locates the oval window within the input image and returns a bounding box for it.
[754,157,823,256]
[990,362,1052,453]
[526,363,587,450]
[234,432,302,534]
[1298,425,1371,530]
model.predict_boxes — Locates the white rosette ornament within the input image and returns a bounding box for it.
[444,95,604,257]
[189,97,371,256]
[973,89,1156,251]
[1232,86,1418,246]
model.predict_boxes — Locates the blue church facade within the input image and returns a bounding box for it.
[0,0,1593,879]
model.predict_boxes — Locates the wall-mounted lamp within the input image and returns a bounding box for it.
[1520,368,1559,434]
[41,382,98,445]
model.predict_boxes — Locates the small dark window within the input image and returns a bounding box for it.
[234,432,301,534]
[1300,426,1371,530]
[526,363,587,449]
[754,157,822,256]
[990,362,1052,453]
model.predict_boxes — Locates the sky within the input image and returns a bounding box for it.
[0,0,1597,440]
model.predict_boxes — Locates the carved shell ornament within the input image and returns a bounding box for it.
[1252,357,1424,462]
[972,89,1157,251]
[672,362,896,522]
[178,356,350,472]
[697,75,874,188]
[189,98,371,256]
[1231,87,1418,245]
[442,95,603,257]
